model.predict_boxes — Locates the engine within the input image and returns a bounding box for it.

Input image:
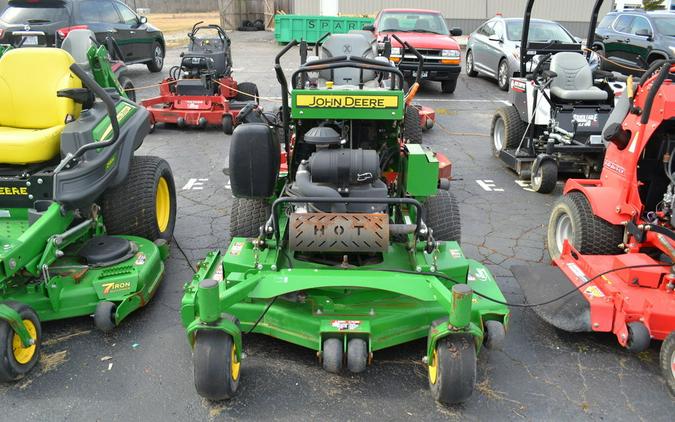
[285,125,388,212]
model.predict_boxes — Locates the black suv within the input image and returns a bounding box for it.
[0,0,165,72]
[594,10,674,74]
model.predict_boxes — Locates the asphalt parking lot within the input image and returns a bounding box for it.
[2,31,672,421]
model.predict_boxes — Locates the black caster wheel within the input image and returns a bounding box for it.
[222,115,234,135]
[94,301,117,332]
[322,338,343,373]
[428,335,477,404]
[0,302,42,382]
[626,321,651,352]
[484,320,506,350]
[347,338,368,373]
[194,330,240,400]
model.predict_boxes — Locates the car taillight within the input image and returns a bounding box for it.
[57,25,88,39]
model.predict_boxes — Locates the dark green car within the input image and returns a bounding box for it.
[594,10,674,74]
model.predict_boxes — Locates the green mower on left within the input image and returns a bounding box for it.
[0,47,177,381]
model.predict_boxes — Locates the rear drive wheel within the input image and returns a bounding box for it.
[235,82,259,104]
[101,156,177,242]
[491,106,526,158]
[0,302,41,382]
[660,331,675,396]
[428,335,476,404]
[222,115,234,135]
[230,198,271,238]
[322,338,343,373]
[441,79,457,94]
[147,41,164,73]
[424,189,461,243]
[119,76,136,102]
[546,191,624,260]
[194,330,240,400]
[497,59,510,91]
[466,50,478,77]
[403,106,423,144]
[531,160,558,194]
[94,301,117,332]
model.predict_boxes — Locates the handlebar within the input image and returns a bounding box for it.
[640,60,674,125]
[529,53,552,80]
[67,63,120,159]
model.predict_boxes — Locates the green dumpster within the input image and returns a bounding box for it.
[274,15,374,44]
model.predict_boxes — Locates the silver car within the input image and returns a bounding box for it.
[466,17,581,91]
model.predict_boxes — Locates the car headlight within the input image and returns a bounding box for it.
[390,47,402,56]
[441,49,460,58]
[670,46,675,56]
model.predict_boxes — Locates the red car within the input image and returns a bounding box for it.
[365,8,463,93]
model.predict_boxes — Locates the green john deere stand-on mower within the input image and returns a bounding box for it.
[0,47,176,381]
[181,33,509,404]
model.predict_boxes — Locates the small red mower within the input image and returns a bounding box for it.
[513,59,675,396]
[141,22,258,134]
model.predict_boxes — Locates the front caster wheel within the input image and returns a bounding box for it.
[428,335,477,404]
[484,320,506,350]
[626,321,651,352]
[94,301,117,332]
[322,338,343,373]
[531,160,558,194]
[347,338,368,373]
[222,115,234,135]
[194,330,240,400]
[0,302,42,382]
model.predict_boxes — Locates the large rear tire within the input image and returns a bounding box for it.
[491,106,526,158]
[230,198,271,238]
[101,156,177,242]
[119,76,136,103]
[235,82,259,104]
[0,302,41,382]
[403,106,423,144]
[660,331,675,397]
[546,191,623,260]
[424,189,461,243]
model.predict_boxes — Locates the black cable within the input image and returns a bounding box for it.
[375,263,670,308]
[173,237,197,273]
[247,296,277,334]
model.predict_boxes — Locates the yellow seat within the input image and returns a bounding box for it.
[0,48,82,164]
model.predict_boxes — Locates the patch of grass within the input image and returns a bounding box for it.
[147,12,220,34]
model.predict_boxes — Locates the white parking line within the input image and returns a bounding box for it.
[182,178,209,190]
[515,180,535,192]
[476,180,504,192]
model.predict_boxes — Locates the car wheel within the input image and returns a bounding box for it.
[147,41,164,73]
[497,59,510,91]
[466,50,478,77]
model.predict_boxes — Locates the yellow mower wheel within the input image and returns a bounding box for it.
[0,302,42,382]
[193,330,240,400]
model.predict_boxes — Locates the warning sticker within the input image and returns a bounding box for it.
[331,320,361,331]
[134,253,146,266]
[213,264,224,281]
[584,285,605,298]
[566,263,589,282]
[450,249,462,258]
[230,242,244,256]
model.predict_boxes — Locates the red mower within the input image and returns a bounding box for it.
[141,22,258,134]
[513,59,675,396]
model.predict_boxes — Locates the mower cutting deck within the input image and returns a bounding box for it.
[181,34,509,404]
[141,22,258,134]
[513,59,675,396]
[0,47,176,381]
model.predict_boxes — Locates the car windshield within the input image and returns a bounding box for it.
[0,3,68,24]
[653,16,675,36]
[378,11,449,35]
[506,20,576,43]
